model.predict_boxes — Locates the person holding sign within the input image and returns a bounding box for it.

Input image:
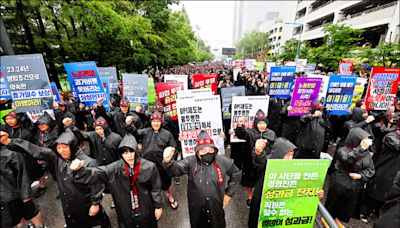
[234,109,277,208]
[162,130,240,228]
[295,101,327,159]
[325,127,375,227]
[69,134,164,228]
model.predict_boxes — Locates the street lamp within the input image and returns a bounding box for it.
[285,22,303,60]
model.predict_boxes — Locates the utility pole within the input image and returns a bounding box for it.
[285,22,303,60]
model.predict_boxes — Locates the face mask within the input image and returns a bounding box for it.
[200,153,216,164]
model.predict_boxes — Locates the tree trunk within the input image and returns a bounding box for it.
[16,0,37,53]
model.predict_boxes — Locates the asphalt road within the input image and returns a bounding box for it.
[31,149,373,228]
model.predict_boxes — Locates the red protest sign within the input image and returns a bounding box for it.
[365,67,400,110]
[193,74,218,95]
[155,82,184,120]
[338,60,353,75]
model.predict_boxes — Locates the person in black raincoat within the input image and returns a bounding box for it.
[54,101,76,135]
[126,111,178,209]
[296,101,326,159]
[361,128,400,222]
[234,109,276,207]
[343,106,375,138]
[0,131,44,228]
[162,130,241,228]
[325,127,375,226]
[69,134,164,228]
[280,99,300,143]
[73,117,122,166]
[8,129,111,228]
[32,112,60,198]
[374,171,400,228]
[95,98,143,137]
[248,137,298,228]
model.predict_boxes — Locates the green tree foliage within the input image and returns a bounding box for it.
[234,30,269,59]
[349,42,400,67]
[278,38,310,61]
[0,0,212,86]
[307,24,363,71]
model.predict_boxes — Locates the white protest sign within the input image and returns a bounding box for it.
[177,88,212,99]
[230,96,270,143]
[308,74,329,102]
[177,95,225,158]
[164,74,188,90]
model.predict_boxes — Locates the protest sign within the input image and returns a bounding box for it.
[284,61,296,67]
[266,62,276,73]
[268,66,296,98]
[246,59,257,71]
[100,77,111,106]
[148,77,156,108]
[177,88,212,100]
[64,61,109,110]
[324,75,357,115]
[155,82,184,120]
[258,159,330,228]
[193,74,218,95]
[230,96,270,143]
[164,75,188,90]
[26,109,55,124]
[177,95,225,158]
[233,68,240,81]
[97,67,118,94]
[50,82,61,102]
[365,67,400,110]
[0,69,11,100]
[304,63,316,74]
[122,74,148,109]
[221,86,245,119]
[307,74,329,102]
[338,60,353,75]
[295,59,308,73]
[1,54,53,113]
[289,78,322,116]
[350,77,368,108]
[256,62,265,71]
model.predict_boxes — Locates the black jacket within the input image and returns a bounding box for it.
[74,135,164,228]
[9,135,105,227]
[365,131,400,202]
[296,113,326,158]
[163,155,240,228]
[0,144,31,203]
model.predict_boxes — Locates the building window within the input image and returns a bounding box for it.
[278,36,281,40]
[279,27,283,32]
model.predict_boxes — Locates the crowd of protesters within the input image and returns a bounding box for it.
[1,61,399,228]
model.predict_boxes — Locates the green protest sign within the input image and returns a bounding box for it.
[148,77,156,108]
[258,159,330,228]
[256,62,265,71]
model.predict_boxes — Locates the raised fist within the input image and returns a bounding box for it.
[70,159,84,171]
[163,147,175,163]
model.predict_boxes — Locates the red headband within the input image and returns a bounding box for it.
[151,114,162,120]
[6,111,17,118]
[255,113,265,118]
[120,101,130,106]
[154,105,163,109]
[197,138,214,146]
[312,103,322,109]
[94,120,108,126]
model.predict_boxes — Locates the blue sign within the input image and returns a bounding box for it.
[98,67,119,94]
[64,61,109,110]
[268,66,296,98]
[50,82,61,102]
[122,73,148,109]
[0,54,53,113]
[0,69,11,100]
[100,77,111,107]
[324,75,357,115]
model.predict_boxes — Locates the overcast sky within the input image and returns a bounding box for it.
[170,1,297,56]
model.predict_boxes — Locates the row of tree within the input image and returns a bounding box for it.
[235,24,400,72]
[1,0,213,87]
